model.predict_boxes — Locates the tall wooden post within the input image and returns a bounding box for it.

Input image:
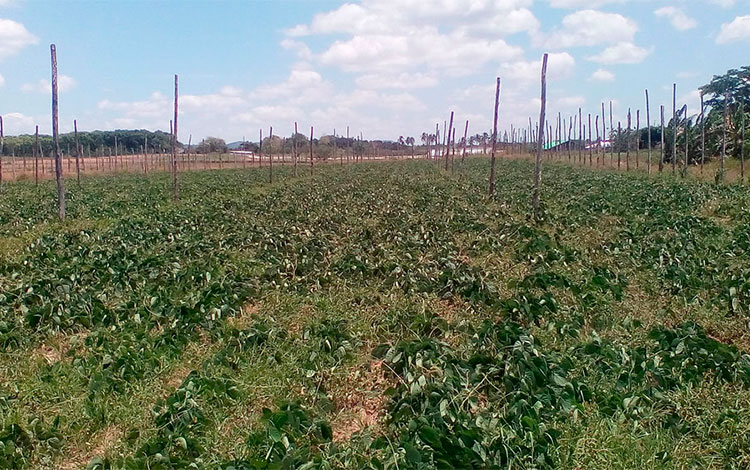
[601,103,607,167]
[660,106,665,173]
[617,122,622,170]
[269,126,273,183]
[172,74,179,200]
[34,126,39,185]
[646,90,651,174]
[700,92,705,174]
[684,104,689,177]
[578,108,583,163]
[445,111,454,171]
[721,92,728,181]
[293,122,299,176]
[0,116,3,185]
[636,110,640,170]
[595,115,600,166]
[588,113,593,166]
[309,126,314,176]
[672,84,677,175]
[609,101,614,165]
[532,54,548,221]
[489,77,501,197]
[626,109,631,171]
[74,120,81,184]
[51,44,66,220]
[462,120,469,165]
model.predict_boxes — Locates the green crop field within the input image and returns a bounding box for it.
[1,159,749,469]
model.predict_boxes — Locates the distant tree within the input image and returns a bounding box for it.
[700,66,750,160]
[196,136,227,154]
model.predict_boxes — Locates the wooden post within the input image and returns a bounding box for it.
[462,119,469,165]
[51,44,66,220]
[567,117,573,161]
[741,102,745,181]
[626,109,631,171]
[186,135,192,171]
[609,101,614,165]
[269,126,274,182]
[293,122,298,176]
[144,135,148,174]
[578,108,583,163]
[672,83,677,175]
[588,113,592,166]
[34,126,39,185]
[617,122,622,169]
[636,109,640,169]
[601,103,607,167]
[451,127,456,172]
[489,77,501,197]
[532,54,548,221]
[595,115,600,166]
[309,126,314,176]
[646,90,651,174]
[721,92,728,181]
[0,116,3,185]
[700,92,705,174]
[259,129,263,172]
[74,120,81,184]
[445,111,454,171]
[684,104,689,176]
[660,105,665,173]
[172,74,179,200]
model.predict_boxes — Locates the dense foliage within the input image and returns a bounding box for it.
[0,159,749,469]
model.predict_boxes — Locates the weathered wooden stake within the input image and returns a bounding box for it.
[74,120,81,184]
[588,113,592,166]
[626,109,631,171]
[269,126,274,182]
[660,105,665,172]
[309,126,314,176]
[293,122,299,176]
[532,54,548,221]
[51,44,65,220]
[672,83,677,175]
[445,111,454,171]
[700,92,705,174]
[636,109,640,169]
[488,77,501,197]
[646,90,651,174]
[34,126,39,185]
[684,104,689,176]
[172,74,179,200]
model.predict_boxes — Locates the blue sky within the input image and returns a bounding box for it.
[0,0,749,142]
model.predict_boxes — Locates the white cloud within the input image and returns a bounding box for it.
[716,16,750,44]
[500,52,576,84]
[280,39,313,61]
[654,7,697,31]
[98,91,170,119]
[355,72,437,90]
[0,18,38,60]
[20,74,77,93]
[588,42,652,64]
[0,112,34,134]
[709,0,735,7]
[590,69,615,82]
[0,72,5,87]
[540,10,638,48]
[548,0,626,8]
[319,29,523,75]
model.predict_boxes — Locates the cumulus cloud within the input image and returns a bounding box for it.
[716,16,750,44]
[21,74,77,93]
[590,69,615,82]
[0,72,5,87]
[588,42,652,64]
[654,7,697,31]
[355,72,437,90]
[0,18,38,60]
[540,10,638,48]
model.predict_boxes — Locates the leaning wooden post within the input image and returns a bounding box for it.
[488,77,501,197]
[700,92,705,175]
[74,120,81,184]
[309,126,314,176]
[660,106,665,172]
[445,111,454,171]
[51,45,66,220]
[532,54,548,221]
[172,74,179,200]
[646,90,652,174]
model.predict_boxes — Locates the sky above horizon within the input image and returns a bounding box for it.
[1,0,749,142]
